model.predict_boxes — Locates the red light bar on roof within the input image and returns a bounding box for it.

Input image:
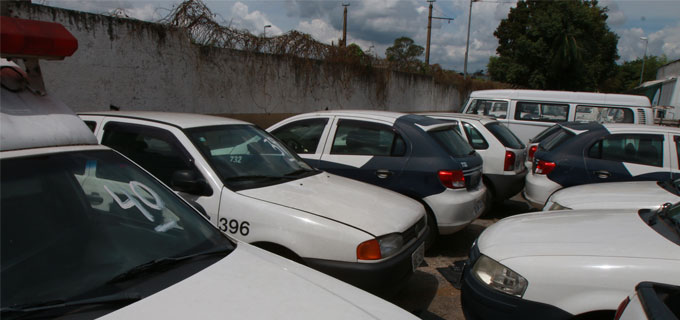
[1,16,78,59]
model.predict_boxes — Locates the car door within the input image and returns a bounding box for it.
[317,117,408,191]
[584,133,670,183]
[98,121,219,221]
[268,117,332,168]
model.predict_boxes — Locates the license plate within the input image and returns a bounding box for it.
[411,242,425,272]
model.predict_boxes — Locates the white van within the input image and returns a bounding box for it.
[461,89,653,143]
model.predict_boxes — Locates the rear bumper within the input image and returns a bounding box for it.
[303,232,427,296]
[485,170,527,201]
[423,184,487,235]
[523,172,562,209]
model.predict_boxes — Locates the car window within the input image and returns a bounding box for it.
[428,126,474,158]
[84,120,96,132]
[1,150,231,311]
[186,125,316,191]
[541,128,575,151]
[485,122,524,149]
[101,122,196,187]
[331,119,406,156]
[514,102,568,122]
[465,99,508,119]
[575,106,634,123]
[463,122,488,149]
[271,118,328,154]
[588,134,664,167]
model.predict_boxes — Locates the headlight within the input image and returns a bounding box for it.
[356,233,404,260]
[472,255,528,297]
[549,202,571,210]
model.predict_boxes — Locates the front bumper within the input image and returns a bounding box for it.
[485,170,527,201]
[423,184,487,235]
[460,246,572,320]
[303,230,427,296]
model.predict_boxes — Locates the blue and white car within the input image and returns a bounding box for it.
[524,122,680,208]
[268,110,487,244]
[421,113,527,202]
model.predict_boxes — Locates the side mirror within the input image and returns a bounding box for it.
[171,170,213,197]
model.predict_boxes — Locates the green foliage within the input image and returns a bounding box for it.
[487,0,619,91]
[601,55,669,93]
[385,37,425,72]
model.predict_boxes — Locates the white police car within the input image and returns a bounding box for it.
[268,111,487,244]
[421,113,527,202]
[459,203,680,319]
[544,179,680,211]
[79,111,428,294]
[0,16,418,320]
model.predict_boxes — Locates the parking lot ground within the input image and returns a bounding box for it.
[389,195,534,319]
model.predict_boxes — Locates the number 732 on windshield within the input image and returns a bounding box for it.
[219,218,250,236]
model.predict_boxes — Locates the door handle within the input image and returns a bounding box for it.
[594,170,610,179]
[375,169,392,179]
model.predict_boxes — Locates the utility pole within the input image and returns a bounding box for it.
[425,0,453,65]
[639,36,649,86]
[342,3,349,47]
[464,0,478,77]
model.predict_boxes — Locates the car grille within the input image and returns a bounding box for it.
[464,166,483,190]
[403,216,427,245]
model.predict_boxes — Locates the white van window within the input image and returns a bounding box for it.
[514,102,568,122]
[465,100,508,119]
[575,106,634,123]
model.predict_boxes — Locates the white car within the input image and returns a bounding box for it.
[0,17,418,320]
[79,111,428,294]
[422,113,527,202]
[458,203,680,319]
[615,282,680,320]
[267,110,487,242]
[544,180,680,211]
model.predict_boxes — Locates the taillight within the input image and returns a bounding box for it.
[534,160,556,175]
[504,151,516,171]
[356,239,381,260]
[438,170,465,189]
[614,296,630,320]
[528,145,538,162]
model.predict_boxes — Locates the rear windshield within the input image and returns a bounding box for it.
[541,128,575,151]
[485,122,524,149]
[429,127,475,158]
[531,125,562,143]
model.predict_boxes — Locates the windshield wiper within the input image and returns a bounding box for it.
[283,168,315,177]
[107,246,231,284]
[224,175,283,182]
[1,292,142,315]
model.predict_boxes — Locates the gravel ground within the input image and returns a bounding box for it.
[388,196,534,319]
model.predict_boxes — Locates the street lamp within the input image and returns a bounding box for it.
[639,36,648,86]
[263,24,271,38]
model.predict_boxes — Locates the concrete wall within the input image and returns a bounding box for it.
[6,2,462,121]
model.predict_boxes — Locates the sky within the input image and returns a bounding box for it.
[43,0,680,73]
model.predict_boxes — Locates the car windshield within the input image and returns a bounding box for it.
[659,179,680,196]
[1,150,233,315]
[485,122,525,149]
[429,126,475,158]
[530,124,561,143]
[186,125,317,191]
[540,127,576,152]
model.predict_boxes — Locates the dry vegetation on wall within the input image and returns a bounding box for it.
[158,0,509,100]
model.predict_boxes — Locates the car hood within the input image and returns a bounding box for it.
[238,172,425,236]
[102,243,416,319]
[550,181,679,210]
[478,210,680,262]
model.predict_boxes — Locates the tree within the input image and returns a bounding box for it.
[385,37,424,70]
[487,0,619,91]
[601,55,669,93]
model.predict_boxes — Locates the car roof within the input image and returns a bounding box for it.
[420,112,497,124]
[601,123,680,134]
[78,111,252,129]
[289,110,407,124]
[1,62,97,152]
[469,89,651,107]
